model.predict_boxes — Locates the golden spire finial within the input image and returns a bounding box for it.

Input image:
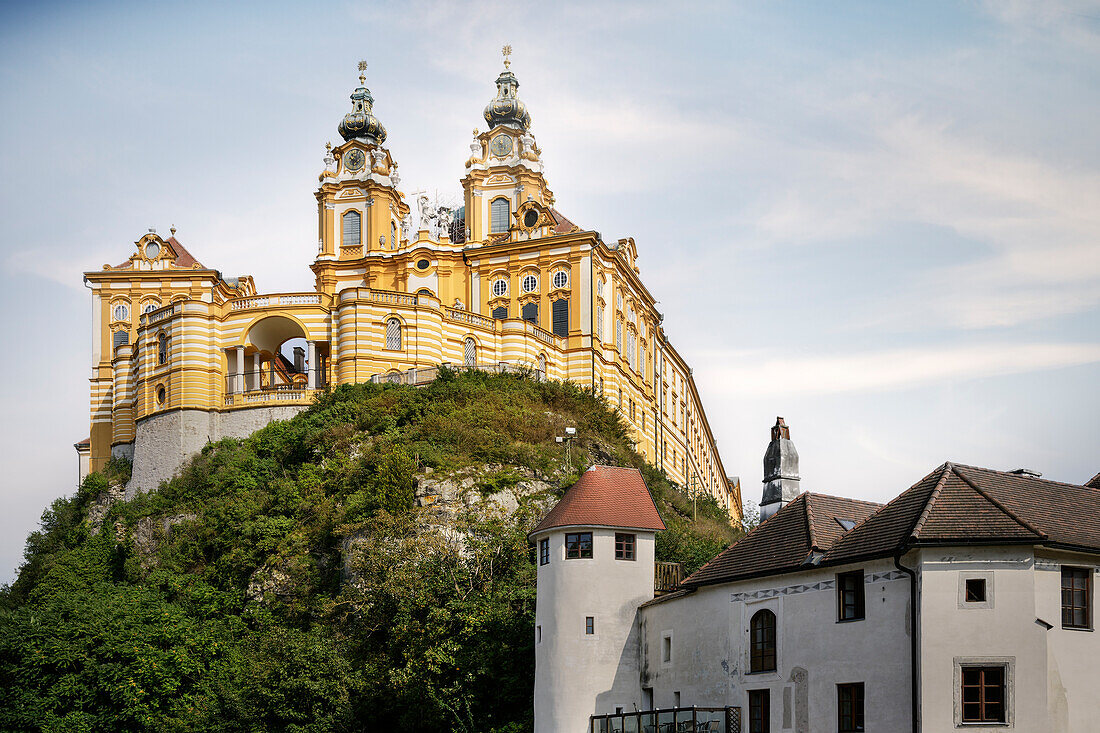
[472,128,479,137]
[357,60,367,84]
[502,45,512,69]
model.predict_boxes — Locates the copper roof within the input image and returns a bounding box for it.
[684,462,1100,589]
[530,465,665,535]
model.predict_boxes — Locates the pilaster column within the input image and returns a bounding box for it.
[307,341,318,389]
[252,352,262,391]
[235,346,245,394]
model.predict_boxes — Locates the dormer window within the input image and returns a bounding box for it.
[490,197,510,234]
[144,241,160,259]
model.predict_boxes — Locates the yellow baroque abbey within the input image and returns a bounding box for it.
[79,54,743,522]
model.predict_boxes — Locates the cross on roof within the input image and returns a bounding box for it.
[502,45,512,69]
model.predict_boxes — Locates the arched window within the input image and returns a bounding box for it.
[464,337,477,367]
[616,321,623,353]
[385,318,402,350]
[521,273,538,293]
[342,210,361,248]
[750,609,777,672]
[157,331,169,365]
[112,302,130,322]
[390,221,397,250]
[490,197,510,234]
[142,301,159,315]
[552,270,569,289]
[492,278,508,297]
[537,352,547,376]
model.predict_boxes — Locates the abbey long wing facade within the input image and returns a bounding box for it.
[79,58,742,520]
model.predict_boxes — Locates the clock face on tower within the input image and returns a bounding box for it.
[344,149,365,172]
[490,134,513,157]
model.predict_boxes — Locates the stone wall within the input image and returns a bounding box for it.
[126,406,306,498]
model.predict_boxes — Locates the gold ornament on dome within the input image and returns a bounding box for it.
[502,45,512,69]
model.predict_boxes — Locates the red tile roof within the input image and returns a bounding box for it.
[531,465,665,535]
[549,207,578,234]
[114,237,204,270]
[685,462,1100,588]
[682,493,881,587]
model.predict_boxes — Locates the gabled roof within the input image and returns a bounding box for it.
[682,493,881,587]
[530,465,665,536]
[1087,472,1100,490]
[549,207,578,234]
[685,462,1100,589]
[114,237,205,270]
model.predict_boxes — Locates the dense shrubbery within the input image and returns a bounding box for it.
[0,371,740,732]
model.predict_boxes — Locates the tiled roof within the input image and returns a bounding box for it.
[549,207,578,234]
[686,462,1100,588]
[114,237,204,270]
[530,465,665,535]
[682,493,881,587]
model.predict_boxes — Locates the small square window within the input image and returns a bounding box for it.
[615,533,635,561]
[539,537,549,566]
[585,616,594,635]
[565,532,592,559]
[965,578,987,603]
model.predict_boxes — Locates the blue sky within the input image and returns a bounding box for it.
[1,1,1098,582]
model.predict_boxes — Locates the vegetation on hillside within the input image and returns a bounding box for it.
[0,370,741,732]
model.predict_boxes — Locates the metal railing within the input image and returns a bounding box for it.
[591,707,741,733]
[224,367,328,395]
[369,362,546,386]
[655,562,684,595]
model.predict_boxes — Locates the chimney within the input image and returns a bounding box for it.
[760,417,800,521]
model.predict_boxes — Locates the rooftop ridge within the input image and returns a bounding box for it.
[947,461,1094,490]
[802,491,884,508]
[909,462,953,541]
[804,494,819,551]
[951,465,1047,539]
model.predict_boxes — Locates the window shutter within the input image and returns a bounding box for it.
[616,321,622,352]
[596,306,603,338]
[492,305,508,320]
[112,330,129,349]
[343,211,361,246]
[490,198,510,234]
[385,318,402,349]
[552,298,568,337]
[464,338,476,366]
[522,301,538,323]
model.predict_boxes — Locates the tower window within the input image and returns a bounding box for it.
[539,537,549,565]
[490,197,510,233]
[585,616,595,635]
[565,532,592,559]
[492,278,508,297]
[156,385,166,405]
[615,533,635,561]
[385,318,402,350]
[552,270,569,289]
[464,337,477,367]
[391,221,397,249]
[521,273,538,293]
[342,210,361,247]
[552,298,568,337]
[157,332,169,365]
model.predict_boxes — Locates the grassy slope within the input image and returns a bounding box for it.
[0,370,740,733]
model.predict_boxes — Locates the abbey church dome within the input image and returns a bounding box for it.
[483,47,531,131]
[338,63,387,144]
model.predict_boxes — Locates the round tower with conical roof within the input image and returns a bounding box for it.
[531,465,665,733]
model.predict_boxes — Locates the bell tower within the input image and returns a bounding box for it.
[313,62,409,294]
[462,46,554,244]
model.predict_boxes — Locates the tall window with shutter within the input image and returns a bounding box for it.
[522,301,539,323]
[552,298,568,337]
[616,321,623,352]
[490,197,510,234]
[342,210,361,248]
[385,318,402,350]
[390,221,397,249]
[463,337,476,367]
[596,305,604,339]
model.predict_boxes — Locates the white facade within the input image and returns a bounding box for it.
[640,557,912,732]
[533,526,656,733]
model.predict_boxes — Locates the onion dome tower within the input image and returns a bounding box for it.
[483,45,531,131]
[338,63,387,144]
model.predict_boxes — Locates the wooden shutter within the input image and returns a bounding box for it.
[343,211,361,246]
[490,198,510,234]
[552,298,568,337]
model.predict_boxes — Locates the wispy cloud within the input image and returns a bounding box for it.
[694,342,1100,397]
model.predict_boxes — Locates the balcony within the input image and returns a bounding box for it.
[655,562,683,595]
[591,707,741,733]
[370,362,546,387]
[223,367,328,407]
